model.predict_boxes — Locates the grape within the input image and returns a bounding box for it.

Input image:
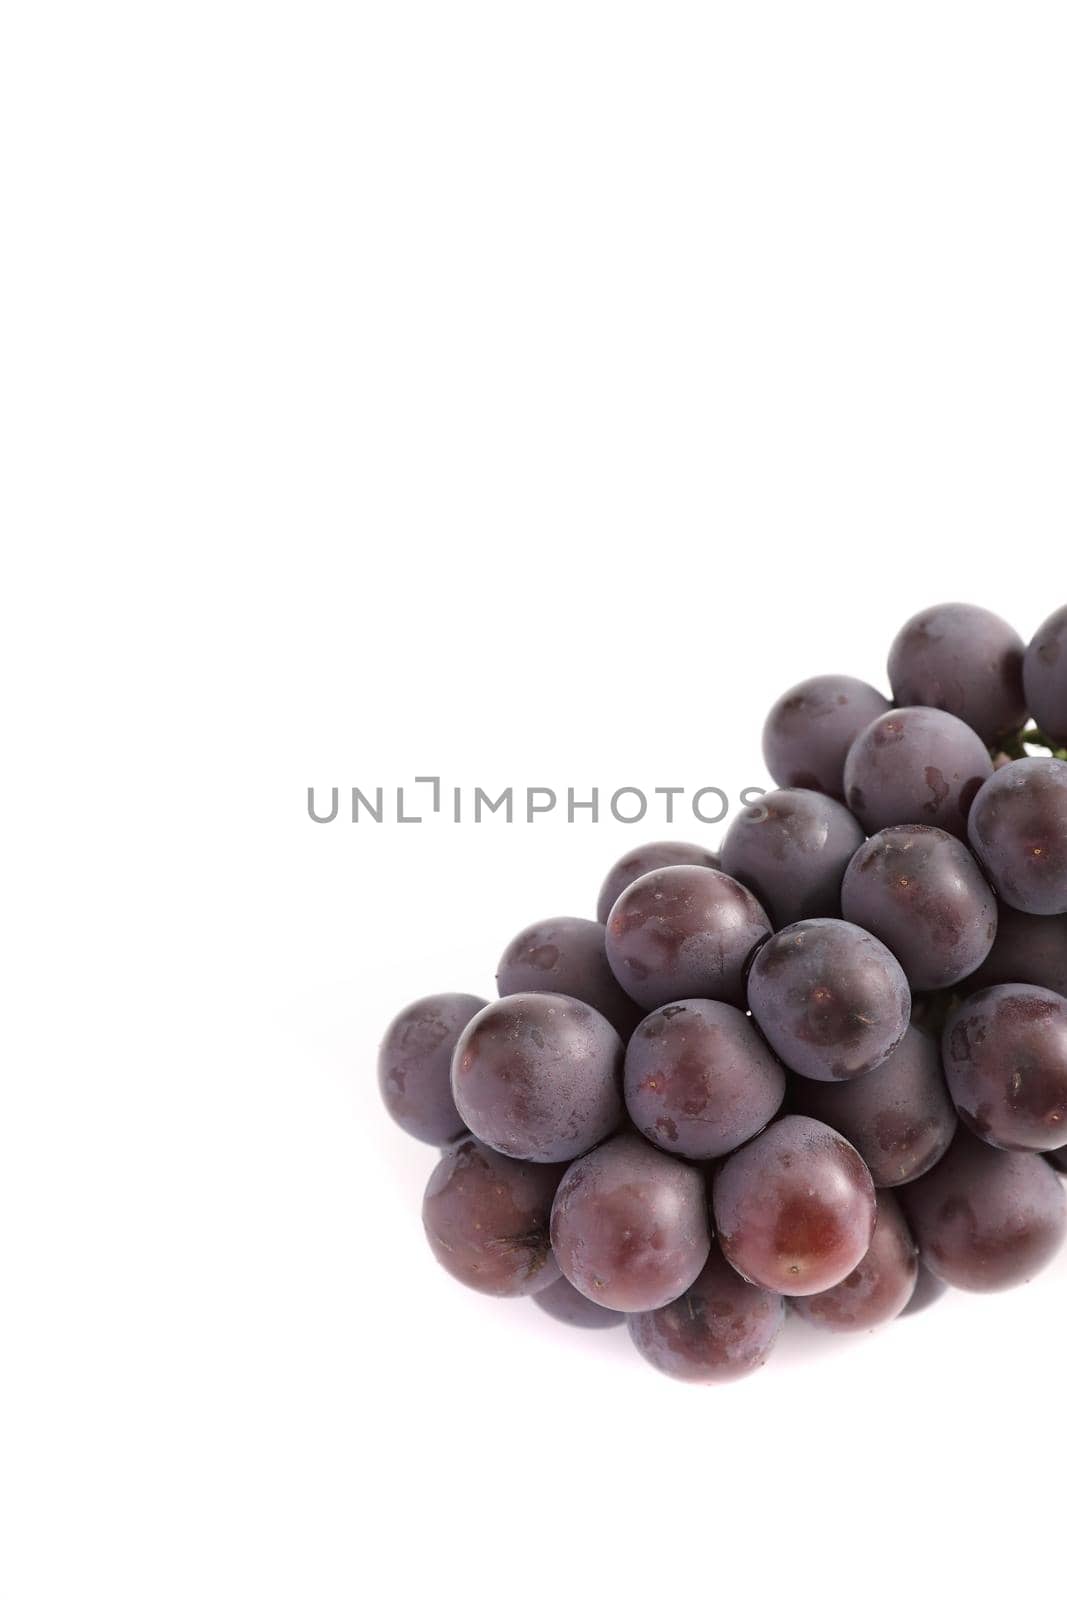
[378,992,487,1145]
[550,1132,711,1312]
[844,706,993,840]
[747,917,910,1082]
[628,1243,784,1383]
[712,1115,876,1294]
[720,788,865,929]
[967,757,1067,914]
[788,1024,956,1186]
[900,1128,1067,1291]
[1023,604,1067,744]
[624,999,786,1159]
[1048,1147,1067,1175]
[961,905,1067,999]
[942,983,1067,1153]
[791,1191,918,1333]
[422,1135,564,1296]
[900,1262,948,1317]
[762,674,891,800]
[533,1276,624,1329]
[887,602,1026,743]
[605,864,771,1011]
[496,915,642,1039]
[451,993,623,1163]
[596,840,720,923]
[840,825,997,990]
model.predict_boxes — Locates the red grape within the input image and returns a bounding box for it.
[747,918,910,1082]
[624,998,785,1159]
[596,840,720,923]
[533,1276,624,1329]
[762,674,890,800]
[721,787,864,929]
[495,915,642,1039]
[900,1128,1067,1291]
[942,983,1067,1153]
[378,992,486,1145]
[452,992,623,1162]
[712,1115,876,1295]
[841,825,997,990]
[788,1024,956,1187]
[605,864,771,1010]
[961,905,1067,999]
[844,706,993,840]
[550,1133,710,1312]
[887,602,1026,743]
[628,1243,784,1383]
[422,1135,564,1296]
[791,1191,918,1332]
[967,757,1067,914]
[1023,604,1067,744]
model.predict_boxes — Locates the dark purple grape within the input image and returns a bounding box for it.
[788,1024,956,1186]
[496,915,642,1039]
[747,918,910,1082]
[900,1262,948,1317]
[1023,605,1067,744]
[596,841,720,923]
[791,1190,918,1332]
[422,1135,564,1296]
[961,905,1067,999]
[720,788,865,930]
[451,993,623,1163]
[378,992,486,1145]
[624,999,785,1160]
[844,706,993,840]
[533,1276,624,1329]
[628,1243,784,1383]
[840,825,997,990]
[550,1133,710,1312]
[942,983,1067,1153]
[712,1115,876,1295]
[887,602,1026,743]
[967,757,1067,914]
[762,674,891,800]
[604,865,771,1011]
[900,1128,1066,1291]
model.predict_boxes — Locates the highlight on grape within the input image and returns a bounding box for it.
[378,602,1067,1383]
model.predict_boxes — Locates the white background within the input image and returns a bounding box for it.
[3,5,1066,1597]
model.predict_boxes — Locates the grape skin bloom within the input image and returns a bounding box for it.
[900,1129,1067,1292]
[605,864,771,1011]
[762,674,890,800]
[378,992,487,1145]
[628,1244,784,1383]
[422,1135,565,1297]
[721,787,865,930]
[841,824,997,991]
[942,983,1067,1153]
[844,706,993,841]
[451,992,624,1163]
[550,1133,711,1313]
[967,757,1067,915]
[623,998,786,1160]
[887,602,1026,743]
[788,1023,957,1187]
[747,917,911,1082]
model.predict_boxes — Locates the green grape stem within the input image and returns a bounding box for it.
[994,726,1067,764]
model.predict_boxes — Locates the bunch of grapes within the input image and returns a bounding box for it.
[379,602,1067,1383]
